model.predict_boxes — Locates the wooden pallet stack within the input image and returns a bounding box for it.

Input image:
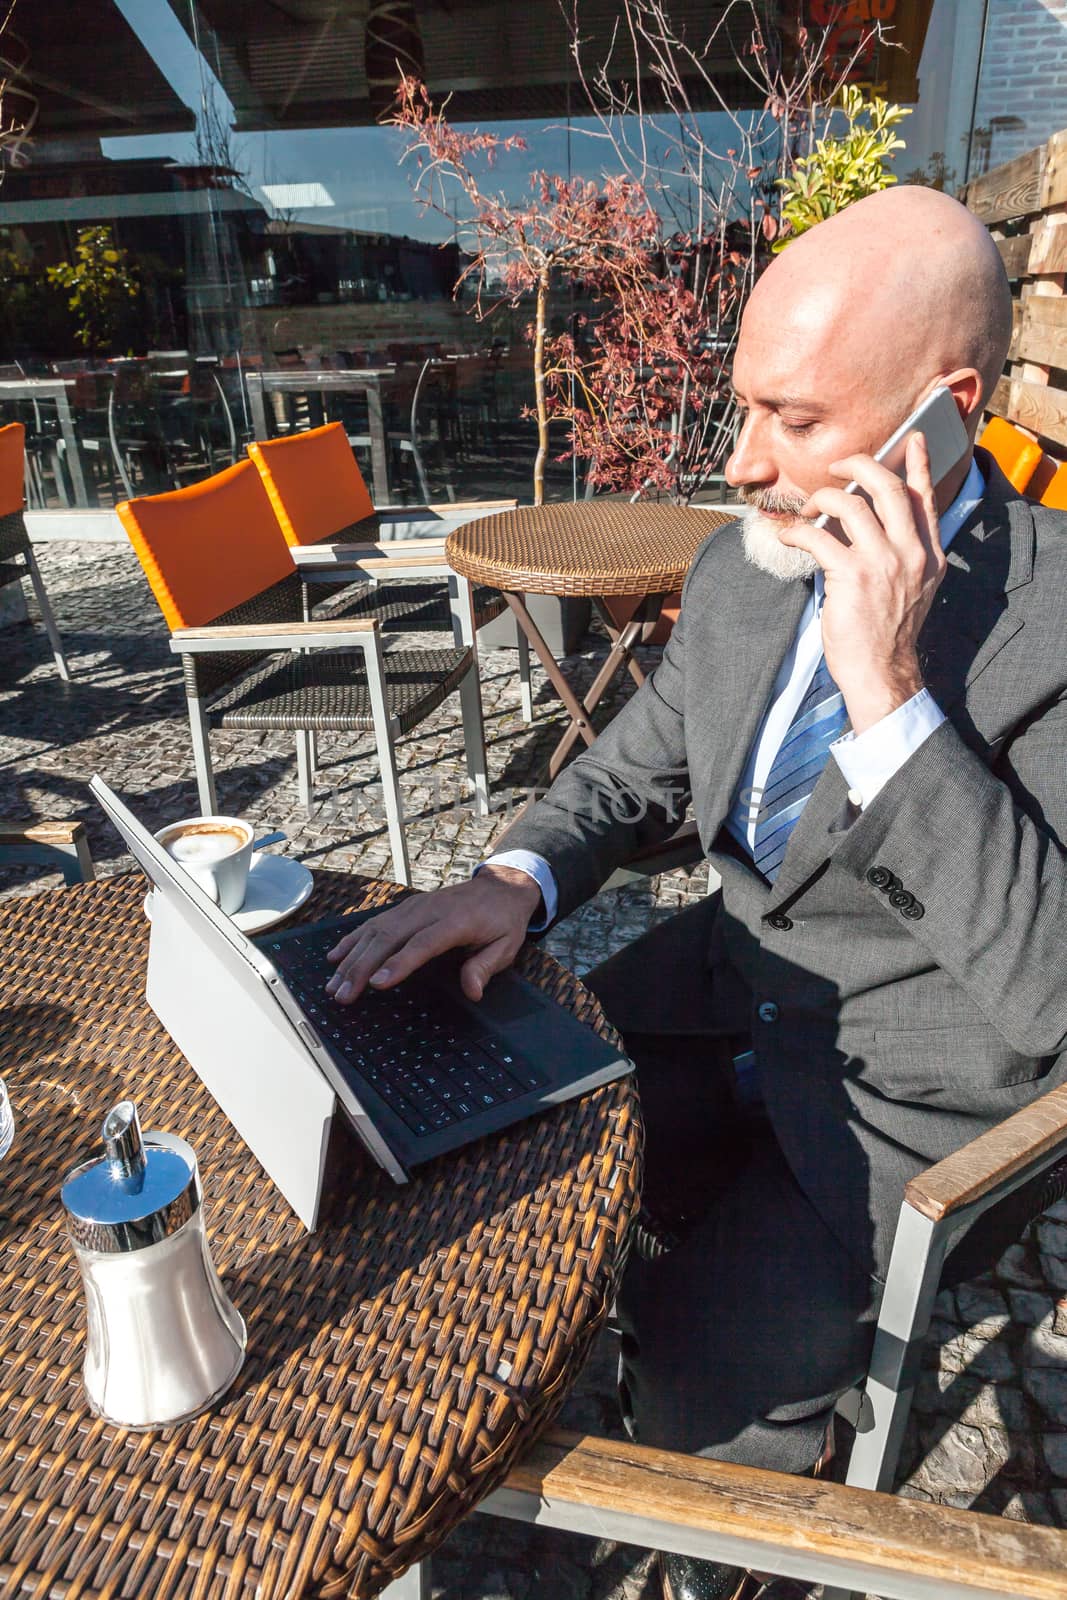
[962,127,1067,457]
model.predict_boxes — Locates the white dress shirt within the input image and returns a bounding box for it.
[484,457,986,929]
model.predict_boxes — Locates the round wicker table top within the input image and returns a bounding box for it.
[445,501,734,599]
[0,871,641,1600]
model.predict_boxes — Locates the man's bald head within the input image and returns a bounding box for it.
[745,186,1013,426]
[727,186,1012,580]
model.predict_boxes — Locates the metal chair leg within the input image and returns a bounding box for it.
[186,694,219,815]
[296,729,315,811]
[363,632,411,886]
[380,1560,429,1599]
[821,1205,949,1600]
[447,574,490,816]
[23,547,71,681]
[458,659,489,817]
[516,619,533,724]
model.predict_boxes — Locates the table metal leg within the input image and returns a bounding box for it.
[502,592,598,758]
[247,378,268,442]
[54,388,88,508]
[365,380,391,504]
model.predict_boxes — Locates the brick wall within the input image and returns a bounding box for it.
[972,0,1067,171]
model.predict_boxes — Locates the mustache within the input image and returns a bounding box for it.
[738,487,810,516]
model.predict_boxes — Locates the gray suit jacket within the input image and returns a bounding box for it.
[502,451,1067,1278]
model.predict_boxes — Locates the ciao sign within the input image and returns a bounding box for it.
[808,0,898,78]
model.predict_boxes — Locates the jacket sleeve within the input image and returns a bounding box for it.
[830,697,1067,1057]
[494,548,709,925]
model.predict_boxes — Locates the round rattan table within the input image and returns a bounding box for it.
[446,502,732,778]
[0,870,641,1600]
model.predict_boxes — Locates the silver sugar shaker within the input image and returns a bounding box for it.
[61,1100,246,1429]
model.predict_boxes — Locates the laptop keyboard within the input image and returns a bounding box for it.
[262,925,548,1140]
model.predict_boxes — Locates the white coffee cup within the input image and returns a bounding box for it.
[154,815,254,915]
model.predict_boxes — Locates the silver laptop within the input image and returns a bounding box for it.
[91,778,631,1229]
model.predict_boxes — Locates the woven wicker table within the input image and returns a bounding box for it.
[0,870,641,1600]
[446,501,732,778]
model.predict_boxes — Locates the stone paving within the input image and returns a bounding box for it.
[3,540,1067,1596]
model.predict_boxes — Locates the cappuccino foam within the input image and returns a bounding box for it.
[162,823,247,866]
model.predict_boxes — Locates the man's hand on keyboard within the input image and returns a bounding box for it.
[324,866,544,1005]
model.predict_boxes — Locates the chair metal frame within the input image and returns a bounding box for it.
[380,1080,1067,1600]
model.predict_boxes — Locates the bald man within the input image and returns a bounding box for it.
[326,189,1067,1598]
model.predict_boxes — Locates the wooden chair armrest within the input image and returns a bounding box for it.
[291,541,449,573]
[170,619,378,653]
[0,819,87,848]
[487,1429,1067,1599]
[0,819,95,884]
[905,1080,1067,1222]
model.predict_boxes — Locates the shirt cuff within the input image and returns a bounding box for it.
[830,689,947,808]
[475,850,558,931]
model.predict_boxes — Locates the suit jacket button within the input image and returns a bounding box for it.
[866,866,895,890]
[766,912,793,931]
[757,1002,779,1023]
[888,888,915,911]
[902,901,926,920]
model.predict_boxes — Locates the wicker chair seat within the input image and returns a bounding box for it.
[0,558,25,588]
[327,579,507,633]
[0,510,28,563]
[207,644,474,736]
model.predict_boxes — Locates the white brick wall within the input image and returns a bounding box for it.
[972,0,1067,171]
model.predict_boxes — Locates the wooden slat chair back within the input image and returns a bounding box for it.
[117,460,488,884]
[0,420,70,680]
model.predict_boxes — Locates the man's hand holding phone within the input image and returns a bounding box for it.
[778,431,949,735]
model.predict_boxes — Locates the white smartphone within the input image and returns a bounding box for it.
[813,385,970,531]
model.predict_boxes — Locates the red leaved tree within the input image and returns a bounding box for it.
[392,2,890,501]
[392,75,663,504]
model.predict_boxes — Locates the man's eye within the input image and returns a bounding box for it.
[781,419,816,436]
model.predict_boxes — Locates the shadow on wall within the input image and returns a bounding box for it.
[971,0,1067,174]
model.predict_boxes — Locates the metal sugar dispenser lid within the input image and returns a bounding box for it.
[61,1100,200,1252]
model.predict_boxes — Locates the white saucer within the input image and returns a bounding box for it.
[145,852,315,934]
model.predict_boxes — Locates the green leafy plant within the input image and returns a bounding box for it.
[47,226,139,354]
[773,85,911,252]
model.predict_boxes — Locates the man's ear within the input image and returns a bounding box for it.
[940,369,984,432]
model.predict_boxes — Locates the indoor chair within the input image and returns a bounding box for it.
[0,421,70,680]
[247,422,533,722]
[117,458,489,885]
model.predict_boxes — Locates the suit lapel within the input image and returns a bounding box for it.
[765,455,1034,910]
[699,538,810,838]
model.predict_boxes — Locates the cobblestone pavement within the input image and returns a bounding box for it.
[3,542,1067,1596]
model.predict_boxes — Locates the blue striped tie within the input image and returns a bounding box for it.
[752,656,847,882]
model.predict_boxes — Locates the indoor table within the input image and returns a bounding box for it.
[0,869,640,1599]
[446,500,733,779]
[245,370,396,504]
[0,378,88,507]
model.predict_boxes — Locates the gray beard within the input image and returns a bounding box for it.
[739,504,820,582]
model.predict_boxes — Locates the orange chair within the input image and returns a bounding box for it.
[1028,451,1067,510]
[247,422,533,722]
[117,459,489,885]
[0,421,70,679]
[978,416,1044,493]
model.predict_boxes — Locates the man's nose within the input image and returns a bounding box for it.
[725,412,774,488]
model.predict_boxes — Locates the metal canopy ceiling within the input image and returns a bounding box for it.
[170,0,792,131]
[13,0,196,143]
